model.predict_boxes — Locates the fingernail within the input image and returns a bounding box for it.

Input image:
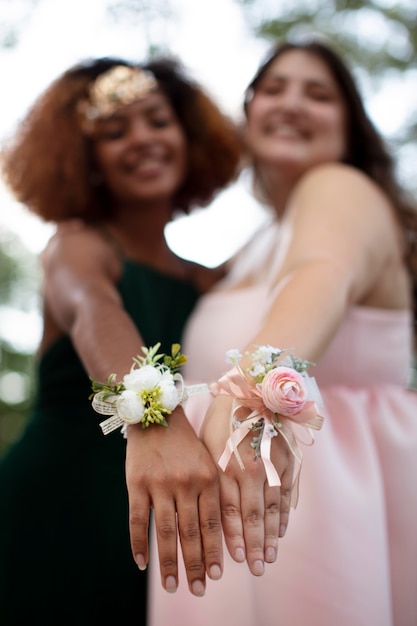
[265,547,276,563]
[253,559,264,576]
[191,579,205,597]
[209,564,222,580]
[279,523,287,538]
[165,575,177,593]
[135,554,147,571]
[234,547,245,562]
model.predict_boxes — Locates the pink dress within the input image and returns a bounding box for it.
[149,226,417,626]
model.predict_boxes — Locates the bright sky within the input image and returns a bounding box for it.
[1,0,417,266]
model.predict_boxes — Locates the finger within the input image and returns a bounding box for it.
[263,484,280,563]
[270,433,295,539]
[219,474,247,565]
[176,498,206,597]
[278,461,294,538]
[128,491,151,571]
[153,500,179,594]
[239,463,266,576]
[199,483,223,581]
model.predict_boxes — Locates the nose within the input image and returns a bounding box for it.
[127,118,155,146]
[278,85,303,115]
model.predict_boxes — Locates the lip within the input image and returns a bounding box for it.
[126,154,168,179]
[264,122,310,140]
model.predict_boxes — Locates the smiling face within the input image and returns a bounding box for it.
[92,89,187,211]
[245,49,347,182]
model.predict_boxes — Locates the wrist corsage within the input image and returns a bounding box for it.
[90,343,208,435]
[215,345,324,506]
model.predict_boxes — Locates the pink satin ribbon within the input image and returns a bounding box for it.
[216,367,323,507]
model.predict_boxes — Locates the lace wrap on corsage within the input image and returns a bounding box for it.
[215,346,324,507]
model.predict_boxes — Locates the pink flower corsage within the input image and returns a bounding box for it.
[216,346,324,507]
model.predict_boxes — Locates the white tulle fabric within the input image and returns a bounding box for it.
[149,223,417,626]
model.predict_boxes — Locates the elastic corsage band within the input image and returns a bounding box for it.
[215,346,324,506]
[90,343,208,435]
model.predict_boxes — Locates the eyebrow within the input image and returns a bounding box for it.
[262,72,333,89]
[141,100,169,114]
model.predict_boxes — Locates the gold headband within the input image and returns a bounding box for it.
[79,65,158,131]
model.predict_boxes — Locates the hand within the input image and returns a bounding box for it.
[200,394,294,576]
[125,408,222,596]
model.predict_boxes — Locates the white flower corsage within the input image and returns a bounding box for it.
[90,343,208,435]
[215,345,324,506]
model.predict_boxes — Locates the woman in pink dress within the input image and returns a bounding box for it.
[149,40,417,625]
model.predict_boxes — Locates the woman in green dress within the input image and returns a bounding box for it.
[0,56,240,625]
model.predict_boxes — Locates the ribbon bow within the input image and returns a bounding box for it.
[216,366,323,507]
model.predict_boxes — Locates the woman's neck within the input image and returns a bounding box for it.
[103,202,177,269]
[258,165,301,219]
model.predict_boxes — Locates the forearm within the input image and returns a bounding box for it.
[246,259,351,363]
[70,295,145,382]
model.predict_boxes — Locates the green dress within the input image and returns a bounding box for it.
[0,260,200,626]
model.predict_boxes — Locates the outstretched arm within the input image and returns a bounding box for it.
[200,164,401,574]
[42,227,222,596]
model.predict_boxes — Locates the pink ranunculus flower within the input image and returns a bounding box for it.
[261,366,308,419]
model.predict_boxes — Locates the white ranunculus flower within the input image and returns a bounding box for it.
[123,364,162,392]
[159,371,179,410]
[116,389,145,424]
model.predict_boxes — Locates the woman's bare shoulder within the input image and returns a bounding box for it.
[296,163,388,203]
[42,221,122,279]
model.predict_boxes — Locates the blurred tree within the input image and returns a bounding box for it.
[0,227,41,452]
[0,0,40,47]
[0,0,43,453]
[107,0,174,56]
[236,0,416,76]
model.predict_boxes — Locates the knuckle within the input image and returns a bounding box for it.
[160,556,177,571]
[265,501,280,516]
[174,467,216,491]
[188,467,218,490]
[180,524,200,543]
[202,516,222,534]
[157,519,177,540]
[280,486,292,504]
[245,510,263,527]
[245,459,265,479]
[221,504,240,520]
[174,471,194,489]
[184,559,205,574]
[129,509,149,529]
[201,470,219,489]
